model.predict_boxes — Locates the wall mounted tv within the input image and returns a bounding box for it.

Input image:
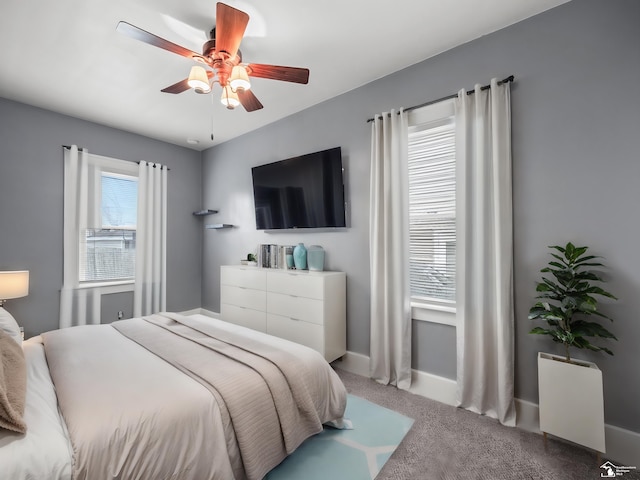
[251,147,346,230]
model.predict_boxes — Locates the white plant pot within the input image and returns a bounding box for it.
[538,352,605,453]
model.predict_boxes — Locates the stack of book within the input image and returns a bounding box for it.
[257,244,292,269]
[258,244,278,268]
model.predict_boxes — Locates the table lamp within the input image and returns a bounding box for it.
[0,271,29,306]
[0,271,29,342]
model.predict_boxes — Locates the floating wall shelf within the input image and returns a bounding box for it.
[205,224,234,229]
[193,209,219,216]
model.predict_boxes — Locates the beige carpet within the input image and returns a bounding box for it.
[336,368,639,480]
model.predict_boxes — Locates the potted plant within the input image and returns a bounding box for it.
[240,253,257,266]
[528,242,617,454]
[528,242,617,362]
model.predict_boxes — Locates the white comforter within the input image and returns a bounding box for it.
[0,313,346,480]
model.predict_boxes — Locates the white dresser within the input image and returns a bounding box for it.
[220,266,346,362]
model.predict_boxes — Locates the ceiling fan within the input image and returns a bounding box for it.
[116,2,309,112]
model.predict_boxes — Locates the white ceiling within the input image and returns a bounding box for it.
[0,0,568,150]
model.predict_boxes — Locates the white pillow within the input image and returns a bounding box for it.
[0,307,22,344]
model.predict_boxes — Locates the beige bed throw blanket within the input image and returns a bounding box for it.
[42,313,346,480]
[114,313,325,479]
[0,329,27,433]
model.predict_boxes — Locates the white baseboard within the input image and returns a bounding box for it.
[333,351,639,466]
[331,351,457,406]
[410,368,457,406]
[332,351,369,376]
[605,425,640,466]
[198,308,220,318]
[178,308,220,319]
[515,397,540,433]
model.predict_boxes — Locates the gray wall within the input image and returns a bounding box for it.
[0,98,204,338]
[201,0,640,432]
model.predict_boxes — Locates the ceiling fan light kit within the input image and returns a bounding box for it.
[220,85,240,109]
[188,66,211,94]
[117,2,309,113]
[229,65,251,91]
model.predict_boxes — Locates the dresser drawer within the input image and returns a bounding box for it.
[221,285,266,311]
[221,304,267,332]
[266,271,325,299]
[220,265,345,362]
[221,266,266,290]
[267,314,323,353]
[267,292,324,325]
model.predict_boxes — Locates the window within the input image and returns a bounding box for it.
[407,100,456,321]
[80,172,138,283]
[61,147,168,327]
[63,151,140,287]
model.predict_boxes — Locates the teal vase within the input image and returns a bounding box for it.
[286,254,294,269]
[307,245,325,271]
[293,243,307,270]
[285,245,294,269]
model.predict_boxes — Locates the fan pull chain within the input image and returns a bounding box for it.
[210,93,215,141]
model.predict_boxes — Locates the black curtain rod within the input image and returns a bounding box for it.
[62,145,170,170]
[366,75,514,123]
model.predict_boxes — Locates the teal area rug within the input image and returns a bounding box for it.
[266,394,414,480]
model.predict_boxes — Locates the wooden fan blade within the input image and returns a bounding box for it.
[245,64,309,84]
[215,3,249,58]
[117,21,203,60]
[161,79,191,94]
[238,89,264,112]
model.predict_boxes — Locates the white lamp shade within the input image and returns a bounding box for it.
[0,271,29,300]
[229,66,251,91]
[187,66,211,93]
[220,86,240,109]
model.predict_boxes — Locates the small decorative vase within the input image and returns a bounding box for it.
[293,243,307,270]
[307,245,325,271]
[285,246,294,269]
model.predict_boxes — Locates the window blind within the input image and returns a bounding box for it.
[81,228,136,282]
[408,120,456,301]
[79,173,138,282]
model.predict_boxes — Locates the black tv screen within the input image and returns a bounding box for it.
[251,147,346,230]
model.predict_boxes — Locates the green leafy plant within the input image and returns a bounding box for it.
[528,242,617,363]
[247,253,256,262]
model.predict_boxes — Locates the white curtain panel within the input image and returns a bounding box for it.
[369,109,412,390]
[455,79,516,426]
[133,161,167,317]
[60,145,101,328]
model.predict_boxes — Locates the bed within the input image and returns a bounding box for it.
[0,312,347,480]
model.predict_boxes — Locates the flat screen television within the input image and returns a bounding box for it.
[251,147,346,230]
